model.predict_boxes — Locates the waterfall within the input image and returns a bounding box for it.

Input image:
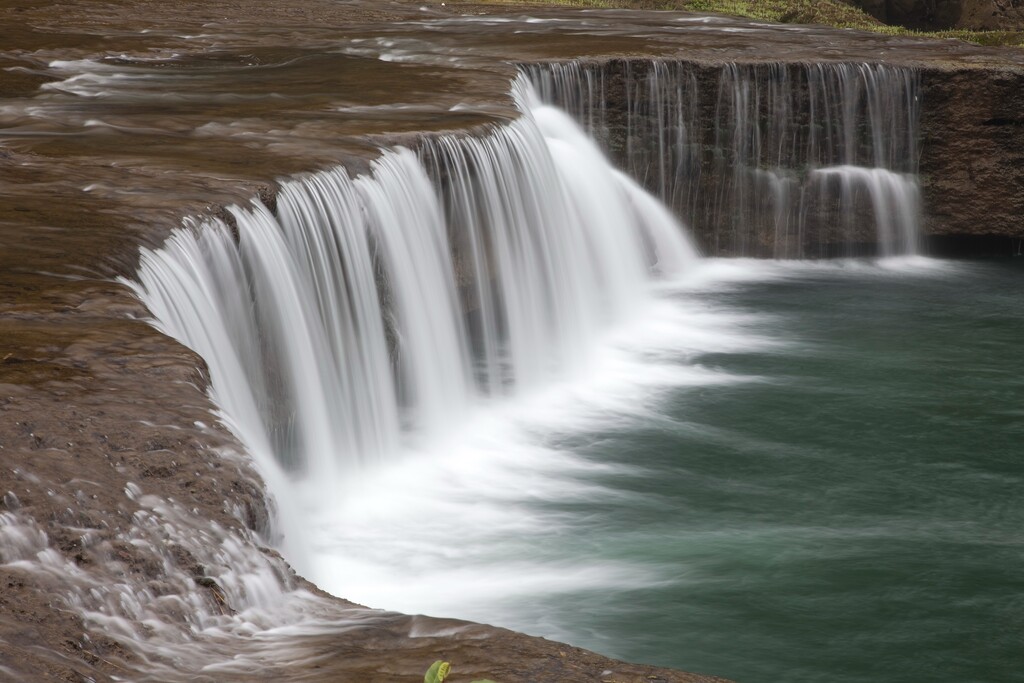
[526,60,922,257]
[128,76,697,563]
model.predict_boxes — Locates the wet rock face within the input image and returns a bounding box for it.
[919,68,1024,240]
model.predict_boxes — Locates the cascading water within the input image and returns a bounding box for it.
[526,60,922,257]
[129,76,698,582]
[115,57,1015,683]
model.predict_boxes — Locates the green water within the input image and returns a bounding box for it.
[530,258,1024,683]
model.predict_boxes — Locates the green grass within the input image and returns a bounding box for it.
[454,0,1024,47]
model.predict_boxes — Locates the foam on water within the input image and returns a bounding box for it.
[297,254,966,642]
[300,262,781,625]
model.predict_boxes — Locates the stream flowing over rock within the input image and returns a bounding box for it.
[1,1,1023,681]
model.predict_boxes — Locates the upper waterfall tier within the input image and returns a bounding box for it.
[527,61,923,257]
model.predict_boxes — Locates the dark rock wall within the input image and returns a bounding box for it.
[919,67,1024,240]
[849,0,966,30]
[846,0,1024,30]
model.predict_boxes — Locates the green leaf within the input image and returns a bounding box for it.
[424,660,451,683]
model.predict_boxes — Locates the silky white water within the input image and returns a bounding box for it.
[300,266,779,626]
[130,76,700,603]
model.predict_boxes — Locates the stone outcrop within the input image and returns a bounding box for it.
[919,67,1024,242]
[957,0,1024,29]
[848,0,1024,30]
